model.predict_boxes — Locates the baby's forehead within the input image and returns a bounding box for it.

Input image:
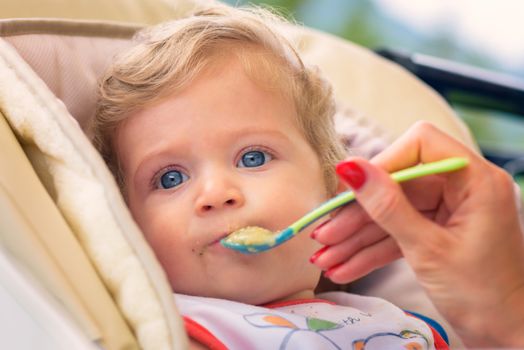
[195,43,300,93]
[115,58,297,132]
[110,42,305,151]
[131,47,298,114]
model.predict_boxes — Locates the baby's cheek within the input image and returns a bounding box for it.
[159,248,198,292]
[191,246,207,257]
[142,225,187,270]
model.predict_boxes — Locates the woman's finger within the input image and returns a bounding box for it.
[312,209,438,271]
[311,223,389,269]
[314,175,446,246]
[371,121,480,173]
[313,203,370,245]
[323,237,402,284]
[399,175,446,210]
[336,157,449,252]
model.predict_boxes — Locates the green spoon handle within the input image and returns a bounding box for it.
[288,157,469,233]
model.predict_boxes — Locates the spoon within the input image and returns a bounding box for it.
[221,157,468,254]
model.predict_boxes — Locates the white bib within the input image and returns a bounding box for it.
[175,291,443,350]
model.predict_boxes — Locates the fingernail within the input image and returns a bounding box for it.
[309,245,330,264]
[324,262,343,278]
[336,161,366,190]
[310,219,331,239]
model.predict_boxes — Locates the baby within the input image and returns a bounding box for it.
[92,5,448,349]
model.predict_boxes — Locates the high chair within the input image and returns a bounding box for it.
[0,0,476,348]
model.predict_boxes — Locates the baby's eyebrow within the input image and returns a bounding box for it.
[231,128,290,141]
[132,149,180,185]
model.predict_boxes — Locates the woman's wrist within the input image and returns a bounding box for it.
[461,283,524,348]
[496,284,524,347]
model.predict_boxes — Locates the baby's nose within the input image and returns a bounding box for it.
[195,179,245,215]
[199,198,240,213]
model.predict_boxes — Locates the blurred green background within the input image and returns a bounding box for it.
[224,0,524,192]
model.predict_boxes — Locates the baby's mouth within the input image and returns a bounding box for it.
[193,231,232,257]
[210,232,231,245]
[205,222,271,250]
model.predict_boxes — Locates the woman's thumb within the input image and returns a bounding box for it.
[336,158,436,249]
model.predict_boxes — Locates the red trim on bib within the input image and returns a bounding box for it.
[428,325,449,350]
[183,316,228,350]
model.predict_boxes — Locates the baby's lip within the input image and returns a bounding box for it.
[210,231,232,245]
[209,223,267,246]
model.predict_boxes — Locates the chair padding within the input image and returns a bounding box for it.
[0,38,187,349]
[0,113,140,349]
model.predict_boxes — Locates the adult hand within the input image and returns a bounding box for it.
[310,121,524,347]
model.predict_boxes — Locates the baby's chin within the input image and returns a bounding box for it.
[175,275,321,305]
[172,283,290,305]
[210,291,303,306]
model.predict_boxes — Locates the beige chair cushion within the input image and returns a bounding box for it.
[2,20,139,134]
[283,23,476,146]
[0,113,138,350]
[0,28,187,350]
[0,0,207,24]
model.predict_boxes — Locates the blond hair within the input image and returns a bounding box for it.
[92,5,345,194]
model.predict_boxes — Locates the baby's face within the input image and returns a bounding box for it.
[115,57,328,304]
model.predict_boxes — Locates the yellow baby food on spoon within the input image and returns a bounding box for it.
[223,226,277,246]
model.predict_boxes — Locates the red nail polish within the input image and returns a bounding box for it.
[309,245,329,264]
[336,161,366,190]
[324,262,343,278]
[310,219,331,239]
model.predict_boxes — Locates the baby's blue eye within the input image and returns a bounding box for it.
[159,170,188,189]
[238,150,272,168]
